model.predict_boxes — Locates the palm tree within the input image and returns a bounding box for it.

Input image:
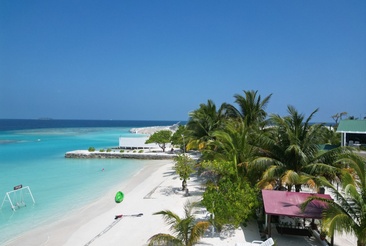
[148,202,210,246]
[320,126,341,146]
[301,154,366,246]
[253,105,345,192]
[203,119,259,184]
[186,100,230,150]
[229,90,272,128]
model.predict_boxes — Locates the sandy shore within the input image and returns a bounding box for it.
[4,160,247,246]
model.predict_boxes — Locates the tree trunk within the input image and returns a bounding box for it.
[357,240,366,246]
[295,184,301,192]
[182,179,187,191]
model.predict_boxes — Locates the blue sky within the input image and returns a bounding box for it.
[1,1,365,122]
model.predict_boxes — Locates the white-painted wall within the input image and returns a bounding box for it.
[118,137,158,149]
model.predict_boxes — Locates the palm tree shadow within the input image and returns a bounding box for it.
[163,171,176,177]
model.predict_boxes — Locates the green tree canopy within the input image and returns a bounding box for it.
[253,105,331,191]
[174,154,196,190]
[233,90,272,128]
[171,125,189,152]
[202,177,259,229]
[186,99,230,150]
[203,119,259,184]
[145,130,172,152]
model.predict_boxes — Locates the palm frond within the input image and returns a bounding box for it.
[188,221,211,245]
[153,210,181,230]
[148,233,183,246]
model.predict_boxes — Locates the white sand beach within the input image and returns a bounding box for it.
[4,158,355,246]
[4,160,245,246]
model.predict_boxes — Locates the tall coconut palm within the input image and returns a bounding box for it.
[186,100,230,150]
[148,202,210,246]
[253,105,347,192]
[229,90,272,129]
[301,154,366,246]
[203,119,259,184]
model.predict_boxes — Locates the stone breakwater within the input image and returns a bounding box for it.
[65,150,176,160]
[129,122,179,134]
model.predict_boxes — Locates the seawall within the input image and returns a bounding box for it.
[65,150,176,160]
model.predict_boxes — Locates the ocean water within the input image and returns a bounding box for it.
[0,119,179,244]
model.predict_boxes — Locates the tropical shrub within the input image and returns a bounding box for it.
[174,154,196,190]
[202,178,259,228]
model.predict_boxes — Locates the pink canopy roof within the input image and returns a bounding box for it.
[262,190,332,219]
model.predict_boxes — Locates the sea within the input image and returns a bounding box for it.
[0,119,181,244]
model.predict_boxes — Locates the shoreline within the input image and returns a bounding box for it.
[5,157,249,246]
[4,160,169,246]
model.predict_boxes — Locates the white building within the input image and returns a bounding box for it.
[118,137,159,150]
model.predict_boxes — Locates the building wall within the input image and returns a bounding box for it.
[118,137,158,149]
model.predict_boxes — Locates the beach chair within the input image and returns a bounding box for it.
[235,237,274,246]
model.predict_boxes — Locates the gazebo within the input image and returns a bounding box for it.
[337,120,366,147]
[261,190,332,242]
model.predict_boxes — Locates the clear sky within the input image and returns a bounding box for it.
[1,1,365,122]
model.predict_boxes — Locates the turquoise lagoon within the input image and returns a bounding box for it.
[0,125,156,244]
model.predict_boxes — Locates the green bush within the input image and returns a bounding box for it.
[138,150,144,153]
[120,149,125,153]
[99,149,105,152]
[88,147,95,152]
[106,148,112,152]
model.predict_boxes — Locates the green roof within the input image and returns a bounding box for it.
[337,120,366,133]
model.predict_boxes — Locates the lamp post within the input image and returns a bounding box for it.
[181,134,185,154]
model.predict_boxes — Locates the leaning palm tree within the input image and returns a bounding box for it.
[148,201,210,246]
[301,154,366,246]
[253,105,350,192]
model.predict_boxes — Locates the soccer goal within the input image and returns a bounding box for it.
[1,185,35,211]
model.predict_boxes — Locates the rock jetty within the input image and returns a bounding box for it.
[129,122,179,134]
[65,150,176,160]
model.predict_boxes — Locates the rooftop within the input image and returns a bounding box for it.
[337,120,366,134]
[262,190,332,219]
